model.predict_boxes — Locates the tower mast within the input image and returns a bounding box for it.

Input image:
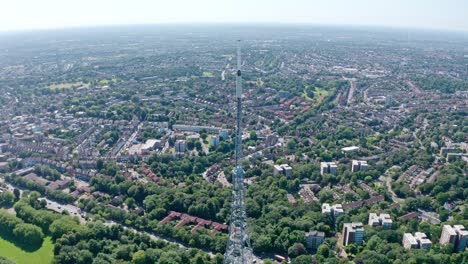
[224,40,253,264]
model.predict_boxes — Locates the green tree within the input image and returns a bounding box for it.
[50,217,80,240]
[13,223,44,246]
[132,250,146,264]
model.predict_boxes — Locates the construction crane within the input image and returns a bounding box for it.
[224,40,253,264]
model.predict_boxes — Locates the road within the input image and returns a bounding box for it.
[200,138,209,155]
[347,79,356,105]
[379,174,403,204]
[39,198,87,223]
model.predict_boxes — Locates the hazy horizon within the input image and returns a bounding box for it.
[1,0,467,33]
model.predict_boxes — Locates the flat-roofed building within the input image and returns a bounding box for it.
[342,222,364,246]
[175,140,186,153]
[415,232,432,250]
[440,225,468,252]
[210,136,220,147]
[352,160,368,172]
[273,164,293,177]
[320,162,337,176]
[403,233,419,249]
[341,146,360,154]
[403,232,432,250]
[305,230,325,250]
[368,213,392,229]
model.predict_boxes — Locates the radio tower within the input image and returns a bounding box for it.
[224,40,253,264]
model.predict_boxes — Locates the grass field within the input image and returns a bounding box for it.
[202,71,214,78]
[98,78,119,85]
[302,86,330,106]
[0,236,54,264]
[49,81,89,90]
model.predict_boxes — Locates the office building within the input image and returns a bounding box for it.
[352,160,368,172]
[342,222,364,246]
[305,230,325,250]
[440,225,468,252]
[320,162,337,176]
[368,213,392,229]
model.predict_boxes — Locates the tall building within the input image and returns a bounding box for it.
[342,222,364,246]
[322,203,344,218]
[219,129,229,140]
[210,136,220,147]
[368,213,392,229]
[403,232,432,250]
[175,140,186,153]
[320,162,337,176]
[351,160,368,172]
[386,96,392,106]
[305,230,325,250]
[403,233,419,249]
[273,164,293,177]
[440,225,468,252]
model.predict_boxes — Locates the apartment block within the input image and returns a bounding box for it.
[440,225,468,252]
[175,140,186,153]
[320,162,337,176]
[342,222,364,246]
[273,164,293,177]
[368,213,392,229]
[305,230,325,250]
[322,203,344,218]
[351,160,368,172]
[403,232,432,250]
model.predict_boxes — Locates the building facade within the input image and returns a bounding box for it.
[342,222,364,246]
[351,160,368,172]
[305,230,325,250]
[403,232,432,250]
[368,213,392,229]
[320,162,337,176]
[440,225,468,252]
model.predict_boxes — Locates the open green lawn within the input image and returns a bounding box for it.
[302,86,330,106]
[49,81,89,90]
[0,236,54,264]
[202,71,214,77]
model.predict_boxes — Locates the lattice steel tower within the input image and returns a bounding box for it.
[224,40,253,264]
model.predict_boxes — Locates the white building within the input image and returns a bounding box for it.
[368,213,392,229]
[322,203,344,218]
[341,146,360,154]
[320,162,337,176]
[273,164,293,177]
[440,225,468,252]
[403,232,432,250]
[352,160,368,172]
[403,233,419,249]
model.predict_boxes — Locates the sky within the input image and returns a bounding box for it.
[1,0,467,32]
